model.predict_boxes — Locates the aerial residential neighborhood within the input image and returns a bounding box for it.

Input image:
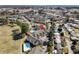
[0,5,79,54]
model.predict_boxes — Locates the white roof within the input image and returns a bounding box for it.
[71,37,78,40]
[54,33,61,43]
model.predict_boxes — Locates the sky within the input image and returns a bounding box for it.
[0,0,79,5]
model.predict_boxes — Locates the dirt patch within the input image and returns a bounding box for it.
[0,25,25,54]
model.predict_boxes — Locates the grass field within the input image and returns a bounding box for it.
[0,25,25,54]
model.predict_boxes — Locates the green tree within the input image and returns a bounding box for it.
[47,40,54,54]
[16,20,29,34]
[46,23,49,30]
[47,22,55,54]
[47,46,52,54]
[21,23,29,34]
[16,20,22,27]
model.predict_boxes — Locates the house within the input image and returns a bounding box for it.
[8,15,19,24]
[40,24,46,30]
[64,23,76,37]
[54,33,61,44]
[26,36,40,46]
[70,36,78,41]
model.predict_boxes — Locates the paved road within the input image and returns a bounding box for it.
[29,46,47,54]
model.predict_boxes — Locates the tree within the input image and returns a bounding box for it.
[47,46,52,54]
[76,14,79,20]
[16,20,29,34]
[47,26,54,54]
[46,22,49,30]
[73,11,77,14]
[16,20,22,27]
[21,23,29,34]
